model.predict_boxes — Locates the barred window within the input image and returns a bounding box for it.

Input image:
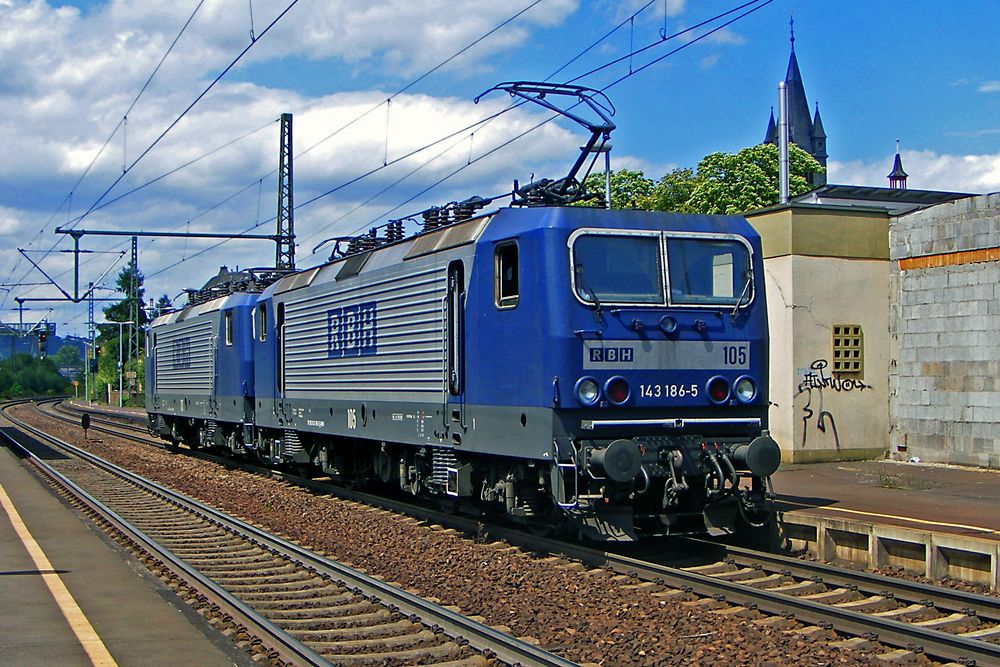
[832,324,863,376]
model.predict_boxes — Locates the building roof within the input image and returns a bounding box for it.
[789,184,973,215]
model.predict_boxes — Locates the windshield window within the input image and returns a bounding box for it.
[666,238,751,306]
[573,234,663,304]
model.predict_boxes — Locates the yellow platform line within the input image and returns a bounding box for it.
[780,500,1000,536]
[0,482,118,666]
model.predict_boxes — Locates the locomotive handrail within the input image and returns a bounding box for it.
[580,417,761,430]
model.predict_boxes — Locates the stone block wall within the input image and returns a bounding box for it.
[889,193,1000,466]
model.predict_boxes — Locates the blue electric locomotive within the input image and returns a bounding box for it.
[147,205,780,540]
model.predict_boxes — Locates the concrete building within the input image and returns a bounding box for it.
[889,192,1000,466]
[745,185,971,463]
[746,203,890,462]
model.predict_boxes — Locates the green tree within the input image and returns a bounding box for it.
[93,260,149,405]
[150,293,173,319]
[646,167,698,212]
[100,259,147,340]
[684,143,822,215]
[0,354,70,398]
[52,344,82,367]
[579,144,823,214]
[580,168,656,210]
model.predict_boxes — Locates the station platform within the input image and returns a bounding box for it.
[0,432,247,667]
[772,459,1000,541]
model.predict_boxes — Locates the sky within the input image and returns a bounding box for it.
[1,0,998,337]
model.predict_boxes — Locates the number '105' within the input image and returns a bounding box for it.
[723,345,747,366]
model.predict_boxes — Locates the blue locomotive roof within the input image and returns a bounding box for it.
[149,292,259,328]
[257,206,759,303]
[480,206,758,242]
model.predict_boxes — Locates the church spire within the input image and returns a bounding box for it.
[764,16,826,187]
[888,139,908,189]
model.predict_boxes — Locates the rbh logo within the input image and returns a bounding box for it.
[589,346,634,363]
[172,338,191,369]
[328,301,378,358]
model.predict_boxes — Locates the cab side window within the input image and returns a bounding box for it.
[494,242,519,309]
[224,311,233,346]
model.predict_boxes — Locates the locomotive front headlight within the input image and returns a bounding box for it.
[575,377,600,406]
[604,376,630,405]
[707,376,730,404]
[734,376,757,403]
[659,315,678,334]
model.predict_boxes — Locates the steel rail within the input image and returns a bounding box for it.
[552,542,1000,666]
[703,539,1000,621]
[57,400,1000,664]
[59,401,147,426]
[0,414,330,667]
[4,402,578,667]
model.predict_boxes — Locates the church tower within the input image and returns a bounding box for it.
[764,19,827,188]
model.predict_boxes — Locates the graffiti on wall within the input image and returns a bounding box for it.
[797,359,871,449]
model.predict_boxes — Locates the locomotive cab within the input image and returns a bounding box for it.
[463,206,779,540]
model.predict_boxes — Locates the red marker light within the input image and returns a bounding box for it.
[605,377,630,405]
[708,377,730,403]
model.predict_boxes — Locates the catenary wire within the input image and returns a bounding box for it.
[337,0,774,246]
[149,0,771,279]
[28,0,549,319]
[139,0,551,277]
[301,0,772,252]
[1,0,207,311]
[74,0,303,226]
[5,0,302,316]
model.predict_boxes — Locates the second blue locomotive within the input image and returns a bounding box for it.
[146,204,780,540]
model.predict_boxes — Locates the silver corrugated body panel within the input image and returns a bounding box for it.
[282,258,449,402]
[153,317,216,396]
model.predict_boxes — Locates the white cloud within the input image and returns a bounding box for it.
[977,81,1000,93]
[700,53,721,70]
[0,206,27,236]
[0,0,586,331]
[703,27,745,46]
[829,149,1000,193]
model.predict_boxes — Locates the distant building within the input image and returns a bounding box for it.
[764,19,827,188]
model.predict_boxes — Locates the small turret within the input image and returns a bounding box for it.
[887,140,908,189]
[765,107,777,144]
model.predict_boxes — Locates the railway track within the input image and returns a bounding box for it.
[3,401,576,667]
[53,400,1000,665]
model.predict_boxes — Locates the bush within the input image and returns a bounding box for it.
[0,354,70,399]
